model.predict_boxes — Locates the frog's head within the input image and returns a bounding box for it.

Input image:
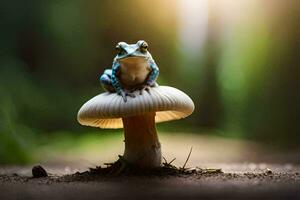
[114,40,152,62]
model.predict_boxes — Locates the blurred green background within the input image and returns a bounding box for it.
[0,0,299,164]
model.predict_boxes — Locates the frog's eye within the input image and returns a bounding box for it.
[115,45,122,54]
[140,42,148,52]
[116,45,126,55]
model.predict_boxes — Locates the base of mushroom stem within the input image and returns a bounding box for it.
[122,112,162,169]
[100,155,161,175]
[123,144,161,169]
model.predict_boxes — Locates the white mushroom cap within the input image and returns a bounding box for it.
[77,86,194,129]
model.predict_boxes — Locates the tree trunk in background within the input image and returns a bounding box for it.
[196,1,223,127]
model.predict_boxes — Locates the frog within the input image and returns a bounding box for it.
[99,40,159,102]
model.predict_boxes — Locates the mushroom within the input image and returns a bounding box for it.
[77,86,194,169]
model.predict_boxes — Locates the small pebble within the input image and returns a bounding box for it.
[32,165,48,178]
[265,168,273,175]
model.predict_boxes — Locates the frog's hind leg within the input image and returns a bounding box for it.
[100,69,115,93]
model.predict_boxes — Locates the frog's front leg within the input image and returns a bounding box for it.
[147,60,159,86]
[139,60,159,95]
[111,61,135,102]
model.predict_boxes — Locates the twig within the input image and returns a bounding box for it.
[168,158,176,165]
[163,156,168,164]
[182,147,193,170]
[163,156,176,166]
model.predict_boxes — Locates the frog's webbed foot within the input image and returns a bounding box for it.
[139,85,151,95]
[138,82,159,95]
[152,82,159,87]
[118,90,136,102]
[126,91,136,98]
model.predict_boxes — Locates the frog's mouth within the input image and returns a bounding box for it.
[119,56,148,64]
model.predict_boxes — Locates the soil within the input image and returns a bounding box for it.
[1,163,299,200]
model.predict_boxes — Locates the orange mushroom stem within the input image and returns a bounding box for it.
[122,112,161,168]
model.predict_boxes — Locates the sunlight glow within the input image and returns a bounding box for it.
[178,0,209,58]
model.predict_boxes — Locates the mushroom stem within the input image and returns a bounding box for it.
[122,112,161,168]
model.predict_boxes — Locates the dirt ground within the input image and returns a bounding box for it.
[1,134,300,199]
[0,164,299,200]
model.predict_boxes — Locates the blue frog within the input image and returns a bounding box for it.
[99,40,159,102]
